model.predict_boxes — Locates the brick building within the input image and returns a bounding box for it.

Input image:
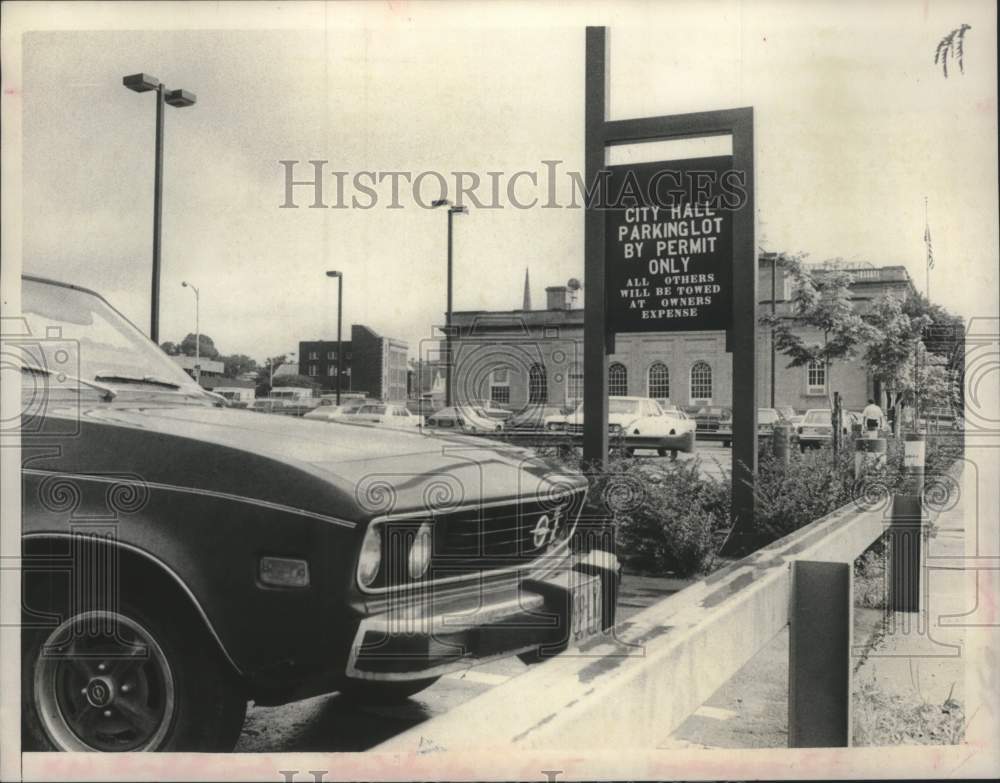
[448,258,915,413]
[299,325,408,401]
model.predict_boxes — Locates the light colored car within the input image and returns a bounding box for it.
[303,400,366,421]
[545,397,696,456]
[796,408,850,450]
[346,402,420,428]
[426,405,504,433]
[468,399,514,421]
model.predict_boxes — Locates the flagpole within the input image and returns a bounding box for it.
[924,196,930,302]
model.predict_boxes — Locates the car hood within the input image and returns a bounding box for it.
[72,403,580,515]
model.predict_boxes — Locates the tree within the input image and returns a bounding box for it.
[160,341,179,355]
[901,291,966,410]
[221,354,257,379]
[899,342,958,423]
[180,333,219,360]
[760,257,875,405]
[862,295,931,434]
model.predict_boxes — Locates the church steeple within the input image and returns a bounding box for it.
[522,267,532,311]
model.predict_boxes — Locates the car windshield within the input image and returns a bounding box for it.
[21,278,204,397]
[804,410,830,424]
[608,400,641,415]
[758,409,779,424]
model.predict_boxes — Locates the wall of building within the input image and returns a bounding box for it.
[299,340,353,391]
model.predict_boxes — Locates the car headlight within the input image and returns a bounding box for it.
[358,525,382,588]
[407,522,433,580]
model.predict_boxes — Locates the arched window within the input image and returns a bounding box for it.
[647,362,670,399]
[608,363,628,396]
[690,361,713,402]
[528,363,547,404]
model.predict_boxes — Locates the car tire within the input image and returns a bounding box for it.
[722,441,731,449]
[22,588,246,752]
[337,677,440,704]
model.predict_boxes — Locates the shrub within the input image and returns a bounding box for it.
[586,456,729,577]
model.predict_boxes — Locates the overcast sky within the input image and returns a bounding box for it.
[13,0,998,363]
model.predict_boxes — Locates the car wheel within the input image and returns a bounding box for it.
[22,591,246,752]
[625,448,636,457]
[337,677,440,704]
[722,441,731,448]
[657,448,668,457]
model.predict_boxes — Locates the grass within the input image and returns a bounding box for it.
[853,677,965,745]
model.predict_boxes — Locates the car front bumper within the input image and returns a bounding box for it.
[344,549,620,681]
[624,431,696,452]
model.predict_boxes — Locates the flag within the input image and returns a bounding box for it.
[924,222,934,270]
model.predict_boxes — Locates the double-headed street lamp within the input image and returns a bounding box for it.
[326,271,344,405]
[180,281,200,385]
[123,73,197,344]
[431,199,468,407]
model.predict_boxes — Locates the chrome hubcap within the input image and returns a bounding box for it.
[35,610,175,752]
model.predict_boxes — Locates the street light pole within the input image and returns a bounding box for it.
[123,73,197,344]
[181,281,200,384]
[326,271,343,405]
[432,199,468,408]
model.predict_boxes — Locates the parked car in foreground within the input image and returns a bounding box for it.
[425,404,504,432]
[19,276,617,752]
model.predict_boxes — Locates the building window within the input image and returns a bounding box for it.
[647,362,670,399]
[567,364,584,403]
[528,363,547,404]
[308,365,318,377]
[806,361,827,394]
[490,368,511,405]
[308,351,318,360]
[690,361,712,401]
[327,366,337,376]
[327,351,335,360]
[608,363,628,396]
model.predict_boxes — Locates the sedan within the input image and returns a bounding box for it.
[347,402,421,428]
[796,408,851,450]
[425,404,504,433]
[507,404,572,431]
[19,275,617,752]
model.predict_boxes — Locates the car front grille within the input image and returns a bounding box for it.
[373,489,586,589]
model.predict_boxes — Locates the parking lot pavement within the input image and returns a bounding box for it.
[235,569,691,752]
[633,440,731,482]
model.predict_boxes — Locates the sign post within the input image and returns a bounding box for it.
[583,26,758,551]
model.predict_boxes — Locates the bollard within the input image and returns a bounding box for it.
[889,434,925,613]
[854,436,887,478]
[773,423,791,467]
[788,560,852,747]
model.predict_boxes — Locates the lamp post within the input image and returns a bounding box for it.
[123,73,197,344]
[181,281,200,384]
[326,271,344,405]
[431,199,468,407]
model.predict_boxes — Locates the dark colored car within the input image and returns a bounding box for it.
[18,276,619,752]
[692,405,732,434]
[507,404,574,431]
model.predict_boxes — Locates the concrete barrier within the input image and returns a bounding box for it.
[375,496,890,753]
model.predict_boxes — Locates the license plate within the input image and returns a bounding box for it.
[569,575,603,644]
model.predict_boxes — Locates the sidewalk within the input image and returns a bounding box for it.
[661,470,968,749]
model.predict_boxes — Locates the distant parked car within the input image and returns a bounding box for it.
[344,403,420,429]
[796,408,851,450]
[467,399,513,421]
[303,400,367,421]
[507,404,572,430]
[426,405,504,433]
[693,406,732,435]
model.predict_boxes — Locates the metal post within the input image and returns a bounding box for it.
[151,84,165,343]
[446,210,453,408]
[773,423,791,467]
[724,108,758,554]
[788,560,852,747]
[336,274,343,406]
[770,256,776,408]
[832,391,842,457]
[194,287,200,385]
[582,26,609,468]
[889,434,925,613]
[853,436,886,478]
